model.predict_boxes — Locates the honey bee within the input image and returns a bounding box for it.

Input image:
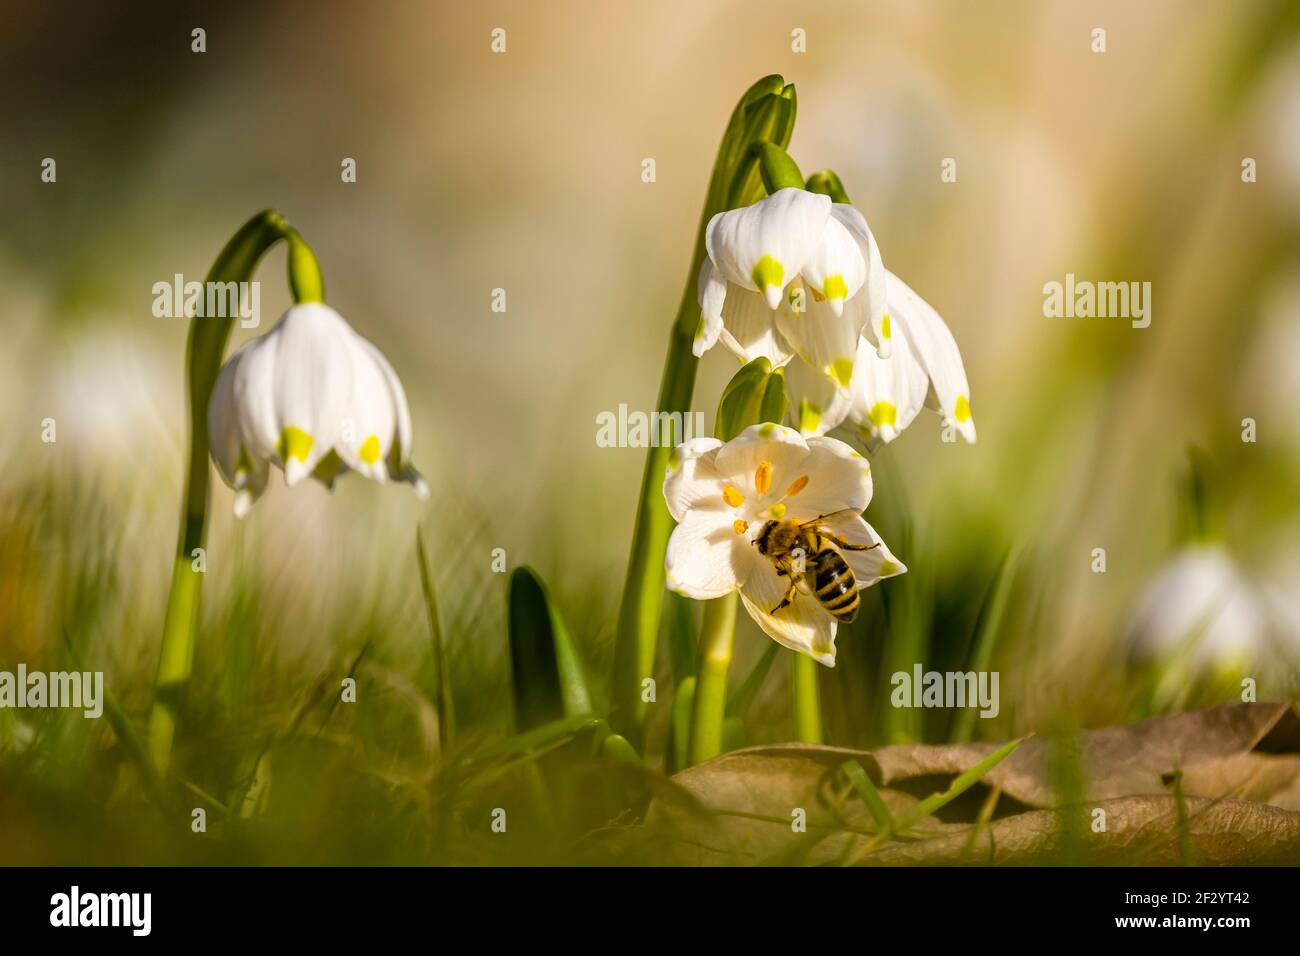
[753,509,880,623]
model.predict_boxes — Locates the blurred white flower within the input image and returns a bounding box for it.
[208,302,427,517]
[1127,545,1270,673]
[788,271,976,446]
[662,423,904,665]
[695,190,888,373]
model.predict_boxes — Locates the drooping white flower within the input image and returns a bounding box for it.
[787,271,976,447]
[662,423,905,665]
[208,302,428,516]
[695,191,889,377]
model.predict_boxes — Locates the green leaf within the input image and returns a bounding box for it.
[508,567,593,731]
[720,78,797,209]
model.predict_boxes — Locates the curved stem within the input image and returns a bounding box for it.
[147,210,322,776]
[609,76,795,750]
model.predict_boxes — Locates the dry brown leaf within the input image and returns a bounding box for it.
[865,796,1300,866]
[647,703,1300,864]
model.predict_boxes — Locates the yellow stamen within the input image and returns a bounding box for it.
[722,485,744,508]
[768,503,787,519]
[754,460,772,496]
[733,519,748,535]
[786,474,809,497]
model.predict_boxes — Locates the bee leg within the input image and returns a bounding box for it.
[769,580,799,615]
[824,534,882,552]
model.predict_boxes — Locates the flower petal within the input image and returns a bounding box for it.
[784,352,853,437]
[717,284,795,366]
[663,436,726,523]
[232,458,270,518]
[354,336,427,496]
[694,260,728,357]
[237,303,357,486]
[774,281,864,386]
[819,512,907,587]
[739,557,838,666]
[713,423,810,509]
[887,271,976,443]
[785,435,873,518]
[706,188,832,309]
[831,205,891,358]
[846,323,929,445]
[799,214,867,316]
[665,509,754,600]
[334,332,398,483]
[208,349,245,489]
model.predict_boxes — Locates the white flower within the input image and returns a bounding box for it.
[1127,545,1270,672]
[787,271,976,447]
[662,423,905,665]
[208,302,427,517]
[695,190,889,376]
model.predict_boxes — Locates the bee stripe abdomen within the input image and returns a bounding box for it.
[813,550,858,620]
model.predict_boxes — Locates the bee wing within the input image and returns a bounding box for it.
[798,507,861,529]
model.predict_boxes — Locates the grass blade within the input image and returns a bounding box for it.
[841,759,894,831]
[416,526,456,747]
[898,736,1025,831]
[951,547,1017,742]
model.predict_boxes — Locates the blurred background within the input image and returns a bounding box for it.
[0,0,1297,862]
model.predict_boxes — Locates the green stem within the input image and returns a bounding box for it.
[791,651,823,743]
[609,76,796,750]
[147,209,322,776]
[687,592,738,764]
